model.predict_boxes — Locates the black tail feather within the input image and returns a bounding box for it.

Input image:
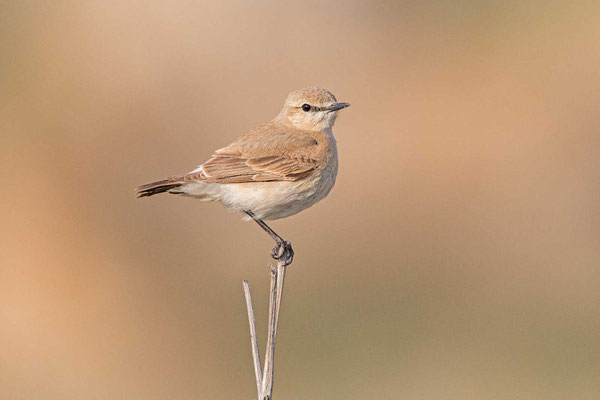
[136,179,183,198]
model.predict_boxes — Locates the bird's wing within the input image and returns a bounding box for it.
[185,124,320,184]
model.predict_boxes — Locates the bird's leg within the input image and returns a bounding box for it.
[245,211,294,266]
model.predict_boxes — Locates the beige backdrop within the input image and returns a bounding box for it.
[1,1,600,399]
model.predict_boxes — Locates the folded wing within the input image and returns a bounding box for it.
[185,124,320,184]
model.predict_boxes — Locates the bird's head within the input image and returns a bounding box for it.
[275,87,350,131]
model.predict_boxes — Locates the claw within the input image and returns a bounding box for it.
[270,240,294,266]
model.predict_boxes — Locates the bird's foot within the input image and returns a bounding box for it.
[271,240,294,266]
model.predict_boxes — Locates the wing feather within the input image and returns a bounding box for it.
[184,123,320,184]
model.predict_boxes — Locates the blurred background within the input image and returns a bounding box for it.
[1,1,599,399]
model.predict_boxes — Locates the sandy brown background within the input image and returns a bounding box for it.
[1,1,600,399]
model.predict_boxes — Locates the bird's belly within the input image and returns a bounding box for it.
[220,171,336,220]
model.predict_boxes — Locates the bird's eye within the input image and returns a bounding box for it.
[301,104,311,112]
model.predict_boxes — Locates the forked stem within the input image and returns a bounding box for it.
[243,259,290,400]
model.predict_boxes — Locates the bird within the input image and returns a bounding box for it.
[137,87,350,266]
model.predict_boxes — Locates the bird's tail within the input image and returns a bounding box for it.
[136,177,184,198]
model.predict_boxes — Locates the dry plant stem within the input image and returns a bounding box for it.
[261,266,277,398]
[243,280,263,396]
[243,259,289,400]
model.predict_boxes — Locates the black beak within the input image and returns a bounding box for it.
[328,102,351,112]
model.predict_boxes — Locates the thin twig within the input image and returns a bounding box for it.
[243,280,263,397]
[263,263,287,397]
[274,263,286,334]
[261,264,282,399]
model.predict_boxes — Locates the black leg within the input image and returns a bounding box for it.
[245,211,294,266]
[245,211,284,242]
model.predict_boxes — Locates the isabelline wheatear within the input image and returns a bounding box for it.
[137,87,350,265]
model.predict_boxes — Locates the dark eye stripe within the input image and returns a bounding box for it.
[298,105,327,112]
